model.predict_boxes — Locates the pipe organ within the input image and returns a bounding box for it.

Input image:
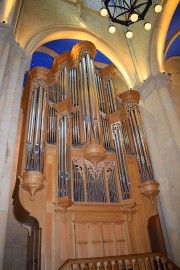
[16,41,160,268]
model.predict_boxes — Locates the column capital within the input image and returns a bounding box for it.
[135,73,172,101]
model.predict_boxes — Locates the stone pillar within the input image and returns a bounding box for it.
[0,24,30,269]
[0,0,22,26]
[136,73,180,267]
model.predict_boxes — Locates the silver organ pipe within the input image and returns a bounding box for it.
[79,62,86,143]
[71,110,80,147]
[58,114,70,197]
[111,122,131,200]
[95,74,107,114]
[109,79,117,111]
[72,158,84,202]
[85,161,107,203]
[58,67,68,102]
[25,81,47,173]
[39,88,47,172]
[121,120,131,155]
[105,79,116,114]
[57,64,71,198]
[49,82,57,103]
[88,55,101,143]
[100,114,112,150]
[70,68,80,147]
[78,53,102,144]
[106,161,119,203]
[80,57,91,143]
[95,74,112,150]
[47,101,56,144]
[126,101,154,182]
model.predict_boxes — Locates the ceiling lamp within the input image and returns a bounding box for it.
[144,22,152,30]
[130,13,139,23]
[154,4,162,13]
[126,30,133,39]
[100,1,163,38]
[108,24,116,34]
[100,7,108,17]
[103,0,152,26]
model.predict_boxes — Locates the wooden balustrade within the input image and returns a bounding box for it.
[58,253,179,270]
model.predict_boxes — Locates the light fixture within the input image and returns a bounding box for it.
[144,22,152,30]
[100,1,163,38]
[126,30,133,39]
[130,13,139,23]
[103,0,152,26]
[108,24,116,34]
[100,7,108,17]
[154,4,162,13]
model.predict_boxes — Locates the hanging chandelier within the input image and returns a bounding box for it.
[100,0,162,38]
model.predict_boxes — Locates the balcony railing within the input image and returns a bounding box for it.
[58,252,179,270]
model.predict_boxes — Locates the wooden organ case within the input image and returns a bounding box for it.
[15,41,160,269]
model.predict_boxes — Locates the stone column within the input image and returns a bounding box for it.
[136,73,180,267]
[0,0,22,26]
[0,24,30,269]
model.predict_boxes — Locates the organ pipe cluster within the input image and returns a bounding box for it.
[120,91,154,182]
[21,41,155,202]
[25,79,47,173]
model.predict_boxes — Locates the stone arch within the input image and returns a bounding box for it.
[23,24,133,88]
[149,0,179,73]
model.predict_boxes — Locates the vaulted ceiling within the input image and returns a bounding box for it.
[28,1,180,77]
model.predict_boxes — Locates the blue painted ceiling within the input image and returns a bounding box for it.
[165,3,180,60]
[30,39,112,70]
[30,52,54,69]
[166,3,180,41]
[166,35,180,59]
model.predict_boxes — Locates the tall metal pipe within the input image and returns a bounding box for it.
[109,79,117,112]
[25,82,47,173]
[106,163,118,203]
[122,120,131,155]
[82,57,91,143]
[111,122,131,200]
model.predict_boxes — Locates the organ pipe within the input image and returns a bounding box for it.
[47,101,56,144]
[120,91,154,182]
[111,122,131,200]
[20,42,158,203]
[25,82,47,173]
[106,161,119,203]
[85,160,107,203]
[58,114,70,197]
[72,158,84,202]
